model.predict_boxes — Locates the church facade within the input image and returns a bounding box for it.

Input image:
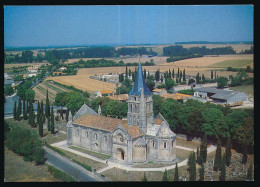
[66,63,177,165]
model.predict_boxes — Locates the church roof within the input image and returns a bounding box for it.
[73,114,143,140]
[135,138,147,146]
[129,62,152,96]
[73,103,98,121]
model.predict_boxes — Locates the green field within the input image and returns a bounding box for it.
[230,84,254,98]
[208,59,252,68]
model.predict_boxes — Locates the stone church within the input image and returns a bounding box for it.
[66,62,177,165]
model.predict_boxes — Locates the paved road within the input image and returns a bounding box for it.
[44,146,98,182]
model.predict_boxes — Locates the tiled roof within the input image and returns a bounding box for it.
[153,88,165,92]
[161,93,191,100]
[100,90,113,94]
[108,94,128,101]
[154,118,163,125]
[73,103,98,120]
[73,114,143,139]
[129,62,152,96]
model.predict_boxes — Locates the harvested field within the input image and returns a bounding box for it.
[208,59,253,68]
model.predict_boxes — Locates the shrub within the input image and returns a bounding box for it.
[47,165,76,182]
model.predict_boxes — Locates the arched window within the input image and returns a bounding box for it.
[94,133,98,140]
[85,131,88,138]
[151,139,155,148]
[118,133,124,142]
[104,135,107,142]
[76,129,79,136]
[172,140,174,147]
[163,142,167,149]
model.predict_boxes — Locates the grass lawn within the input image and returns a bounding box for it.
[4,145,59,182]
[54,147,107,171]
[70,146,111,160]
[5,119,67,144]
[176,137,200,149]
[208,59,252,68]
[229,84,254,98]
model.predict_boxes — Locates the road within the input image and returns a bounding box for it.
[44,146,99,182]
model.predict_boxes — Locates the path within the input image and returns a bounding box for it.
[51,140,216,173]
[44,146,105,181]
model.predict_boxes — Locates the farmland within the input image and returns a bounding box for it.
[46,54,253,94]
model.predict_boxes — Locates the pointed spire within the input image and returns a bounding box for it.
[68,110,72,121]
[129,61,151,96]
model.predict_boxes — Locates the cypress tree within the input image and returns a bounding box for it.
[39,111,43,137]
[66,109,69,122]
[22,97,27,120]
[13,101,17,120]
[199,163,204,181]
[143,69,146,80]
[211,70,214,79]
[200,134,208,163]
[129,69,131,78]
[188,152,196,181]
[172,69,175,78]
[125,66,128,78]
[60,108,64,120]
[219,153,226,181]
[27,99,30,113]
[28,101,32,125]
[177,68,180,78]
[160,75,163,83]
[169,69,171,79]
[213,139,222,171]
[242,144,248,164]
[162,169,169,181]
[180,70,182,82]
[41,101,45,124]
[183,69,186,81]
[17,98,22,121]
[247,163,253,181]
[45,90,50,119]
[196,146,200,164]
[37,101,41,124]
[50,106,55,134]
[225,137,232,167]
[174,163,179,181]
[215,71,217,79]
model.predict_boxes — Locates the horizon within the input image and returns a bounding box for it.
[4,5,254,48]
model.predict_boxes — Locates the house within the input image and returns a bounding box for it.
[161,93,192,102]
[107,94,129,102]
[67,62,176,165]
[96,89,114,97]
[27,67,38,73]
[27,73,37,78]
[59,66,67,71]
[152,88,167,95]
[194,87,247,106]
[53,71,65,76]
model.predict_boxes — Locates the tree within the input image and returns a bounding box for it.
[188,152,196,181]
[13,101,17,120]
[200,134,208,163]
[217,76,228,88]
[242,144,248,164]
[162,169,169,181]
[38,110,43,137]
[174,163,179,181]
[187,108,203,136]
[177,68,180,78]
[50,106,55,134]
[165,78,175,90]
[41,101,45,124]
[211,70,214,79]
[66,109,70,122]
[213,139,222,171]
[196,146,200,164]
[219,153,226,181]
[125,66,128,78]
[155,69,160,82]
[37,101,41,124]
[247,163,253,181]
[199,163,204,181]
[45,90,50,119]
[183,69,186,81]
[201,74,206,84]
[23,97,28,120]
[225,137,232,167]
[25,89,35,102]
[142,172,147,182]
[172,69,175,79]
[17,98,22,121]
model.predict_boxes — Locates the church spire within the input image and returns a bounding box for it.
[129,59,151,96]
[98,105,102,115]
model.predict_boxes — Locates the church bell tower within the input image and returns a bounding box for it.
[127,61,154,134]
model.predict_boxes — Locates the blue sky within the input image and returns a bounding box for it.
[4,5,253,47]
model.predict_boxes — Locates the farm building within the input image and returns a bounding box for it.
[107,94,129,102]
[194,87,247,105]
[67,62,176,165]
[97,89,114,97]
[161,93,191,102]
[152,88,167,95]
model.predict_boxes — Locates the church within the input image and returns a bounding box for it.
[66,62,177,165]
